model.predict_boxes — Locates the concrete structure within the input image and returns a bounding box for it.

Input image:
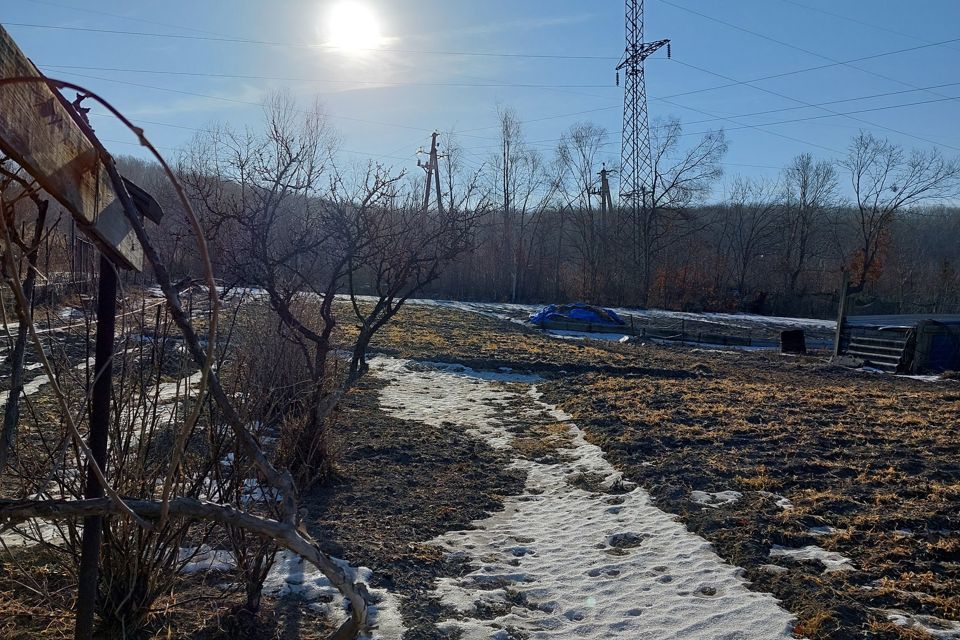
[838,314,960,373]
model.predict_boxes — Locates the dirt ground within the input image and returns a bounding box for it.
[367,304,960,639]
[2,300,957,639]
[306,374,526,639]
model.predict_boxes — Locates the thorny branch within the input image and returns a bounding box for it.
[0,76,370,637]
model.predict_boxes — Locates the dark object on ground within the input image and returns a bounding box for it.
[529,303,625,329]
[780,329,806,354]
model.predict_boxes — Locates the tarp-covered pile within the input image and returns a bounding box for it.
[529,303,626,328]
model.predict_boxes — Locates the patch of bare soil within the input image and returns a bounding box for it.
[305,375,526,639]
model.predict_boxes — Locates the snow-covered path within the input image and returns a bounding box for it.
[373,358,798,639]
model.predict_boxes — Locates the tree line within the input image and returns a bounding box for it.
[426,112,960,318]
[114,98,960,319]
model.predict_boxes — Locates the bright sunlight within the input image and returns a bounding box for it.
[325,1,383,53]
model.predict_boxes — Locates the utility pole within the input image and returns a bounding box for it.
[598,165,613,216]
[617,0,670,216]
[417,131,445,215]
[589,164,614,230]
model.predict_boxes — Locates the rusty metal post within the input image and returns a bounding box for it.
[75,253,117,640]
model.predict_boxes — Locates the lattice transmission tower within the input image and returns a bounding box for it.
[617,0,670,209]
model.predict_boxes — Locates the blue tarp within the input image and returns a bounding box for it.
[529,303,626,327]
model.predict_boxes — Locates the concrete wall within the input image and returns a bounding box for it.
[912,322,960,373]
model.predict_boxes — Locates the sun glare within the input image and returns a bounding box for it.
[326,2,383,54]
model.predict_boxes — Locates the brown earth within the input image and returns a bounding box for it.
[368,303,960,639]
[2,300,957,639]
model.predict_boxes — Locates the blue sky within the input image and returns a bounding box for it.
[3,0,959,199]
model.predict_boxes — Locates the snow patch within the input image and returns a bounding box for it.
[897,374,946,383]
[0,519,66,548]
[690,490,743,508]
[420,361,543,383]
[179,547,404,639]
[808,526,838,537]
[757,491,794,510]
[886,610,960,638]
[769,545,854,572]
[545,329,631,342]
[373,356,797,639]
[180,545,235,573]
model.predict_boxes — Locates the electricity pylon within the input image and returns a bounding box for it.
[617,0,670,210]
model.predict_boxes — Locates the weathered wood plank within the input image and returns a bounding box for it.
[0,24,142,270]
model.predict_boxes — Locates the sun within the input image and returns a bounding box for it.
[325,2,383,54]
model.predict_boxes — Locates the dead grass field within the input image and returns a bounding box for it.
[370,303,960,639]
[2,300,957,638]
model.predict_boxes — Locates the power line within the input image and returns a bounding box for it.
[652,37,960,103]
[654,0,959,104]
[49,70,495,140]
[37,48,957,163]
[37,63,616,90]
[2,22,620,61]
[671,57,960,152]
[657,96,843,154]
[465,82,960,152]
[775,0,960,53]
[92,114,418,164]
[688,82,960,122]
[670,95,960,144]
[97,91,959,170]
[20,0,230,37]
[38,29,958,111]
[37,36,958,143]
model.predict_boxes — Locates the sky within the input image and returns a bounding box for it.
[2,0,959,200]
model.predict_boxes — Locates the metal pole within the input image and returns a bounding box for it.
[832,270,849,359]
[75,253,117,640]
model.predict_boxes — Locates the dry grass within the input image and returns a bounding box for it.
[364,303,960,639]
[549,350,960,639]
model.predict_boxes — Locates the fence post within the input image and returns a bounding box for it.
[75,254,118,640]
[832,271,849,359]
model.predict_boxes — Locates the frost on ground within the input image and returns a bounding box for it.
[372,357,797,639]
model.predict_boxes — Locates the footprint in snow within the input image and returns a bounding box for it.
[607,532,647,549]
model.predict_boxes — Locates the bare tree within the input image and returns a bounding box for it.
[346,200,482,376]
[627,118,727,305]
[440,131,485,216]
[492,106,558,302]
[780,152,837,297]
[556,122,611,299]
[721,176,783,301]
[840,131,960,293]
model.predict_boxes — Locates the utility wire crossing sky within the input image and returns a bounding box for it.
[2,0,958,197]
